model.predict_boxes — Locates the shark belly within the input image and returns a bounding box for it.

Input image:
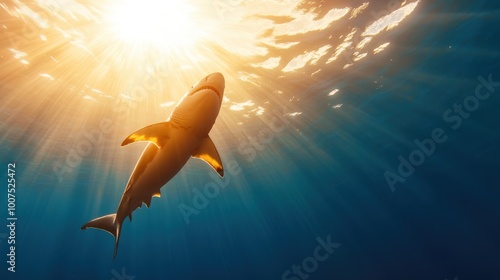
[117,129,200,221]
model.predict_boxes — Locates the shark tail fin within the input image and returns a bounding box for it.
[81,213,122,259]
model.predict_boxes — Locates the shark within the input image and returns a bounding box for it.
[81,72,225,258]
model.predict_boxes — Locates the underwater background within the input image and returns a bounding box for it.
[1,0,499,279]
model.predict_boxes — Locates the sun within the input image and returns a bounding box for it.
[107,0,202,49]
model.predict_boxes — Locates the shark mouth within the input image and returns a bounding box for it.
[194,86,221,99]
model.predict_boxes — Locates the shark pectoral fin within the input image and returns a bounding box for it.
[121,122,171,148]
[192,136,224,177]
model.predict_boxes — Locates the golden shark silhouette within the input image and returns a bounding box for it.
[81,73,225,258]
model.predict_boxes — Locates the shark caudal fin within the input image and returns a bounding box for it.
[81,214,122,259]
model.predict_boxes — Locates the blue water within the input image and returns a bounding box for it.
[1,0,500,279]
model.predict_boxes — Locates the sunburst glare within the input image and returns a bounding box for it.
[105,0,202,50]
[0,0,424,185]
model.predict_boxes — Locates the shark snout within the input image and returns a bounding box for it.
[206,72,224,102]
[205,72,225,92]
[189,72,225,102]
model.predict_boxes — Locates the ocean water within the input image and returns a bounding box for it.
[1,0,499,279]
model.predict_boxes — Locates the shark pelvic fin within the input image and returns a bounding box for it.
[192,136,224,177]
[81,214,122,259]
[121,122,171,148]
[144,191,161,208]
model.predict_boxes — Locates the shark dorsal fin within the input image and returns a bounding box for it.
[121,122,171,148]
[192,136,224,177]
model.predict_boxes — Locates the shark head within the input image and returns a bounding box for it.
[169,72,225,134]
[188,72,225,105]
